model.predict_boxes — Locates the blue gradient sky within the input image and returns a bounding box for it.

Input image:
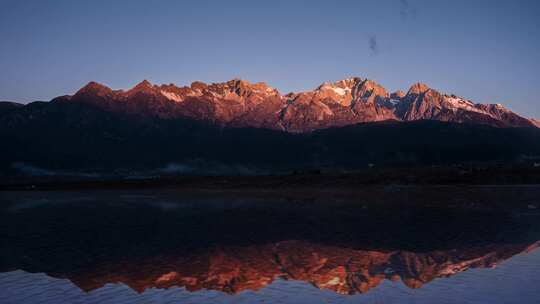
[1,0,539,118]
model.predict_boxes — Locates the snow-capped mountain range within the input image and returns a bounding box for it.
[47,77,538,132]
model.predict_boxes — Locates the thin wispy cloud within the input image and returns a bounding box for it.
[368,35,379,56]
[400,0,417,20]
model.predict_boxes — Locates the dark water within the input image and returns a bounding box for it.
[1,188,540,303]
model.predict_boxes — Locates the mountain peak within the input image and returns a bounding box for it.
[132,80,154,90]
[124,80,158,96]
[407,82,431,95]
[75,81,113,96]
[221,78,277,96]
[334,77,363,88]
[354,79,389,100]
[191,81,208,91]
[315,78,364,99]
[81,81,109,90]
[318,77,362,89]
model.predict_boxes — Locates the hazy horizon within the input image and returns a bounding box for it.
[1,0,539,118]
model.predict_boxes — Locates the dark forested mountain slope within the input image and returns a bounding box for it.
[1,98,539,174]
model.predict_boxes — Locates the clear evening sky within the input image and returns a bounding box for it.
[1,0,539,118]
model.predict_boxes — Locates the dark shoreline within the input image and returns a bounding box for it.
[2,166,540,192]
[2,168,540,212]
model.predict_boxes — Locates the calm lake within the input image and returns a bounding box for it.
[1,187,540,303]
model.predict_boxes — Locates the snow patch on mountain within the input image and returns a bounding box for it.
[444,96,489,115]
[330,87,350,96]
[160,90,183,102]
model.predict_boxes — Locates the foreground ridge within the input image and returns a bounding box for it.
[44,77,537,132]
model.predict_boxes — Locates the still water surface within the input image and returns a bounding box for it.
[1,188,539,303]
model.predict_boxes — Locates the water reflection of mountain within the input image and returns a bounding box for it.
[62,240,538,295]
[1,192,539,295]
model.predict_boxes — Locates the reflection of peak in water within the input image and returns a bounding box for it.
[25,240,540,295]
[2,192,540,295]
